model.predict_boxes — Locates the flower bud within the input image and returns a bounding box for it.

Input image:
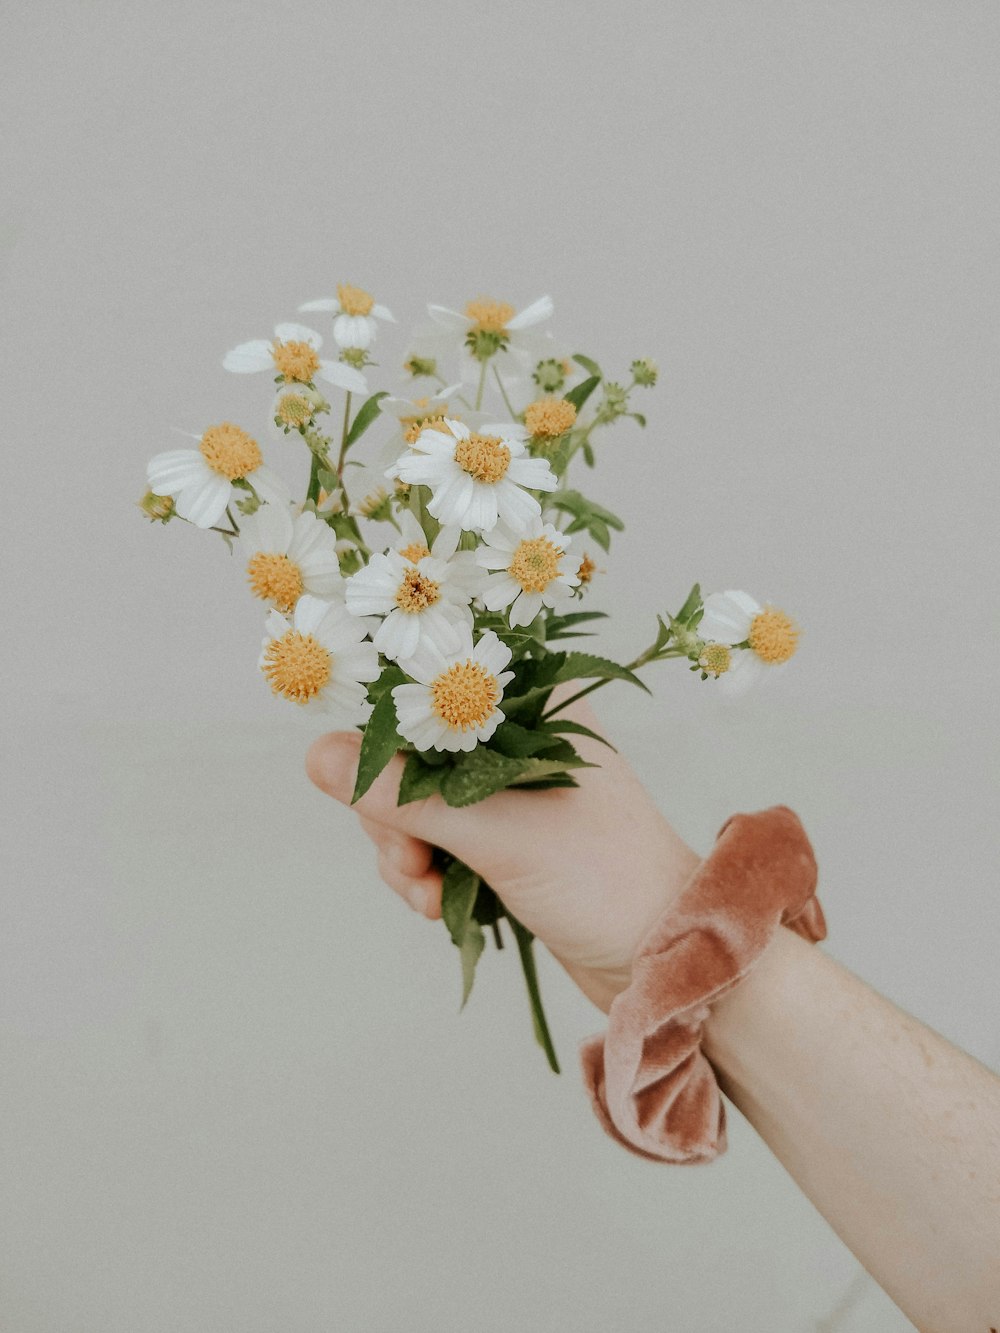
[138,490,174,523]
[631,358,658,387]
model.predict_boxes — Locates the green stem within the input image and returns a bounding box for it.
[306,453,321,505]
[492,365,518,418]
[225,505,240,535]
[541,648,686,719]
[491,919,504,950]
[474,359,489,411]
[335,391,354,480]
[508,913,560,1074]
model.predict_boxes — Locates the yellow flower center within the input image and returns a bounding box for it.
[524,397,577,439]
[399,541,431,563]
[431,660,500,731]
[508,536,562,593]
[338,283,375,317]
[404,412,452,445]
[247,552,303,613]
[698,643,732,676]
[465,298,515,333]
[394,568,441,613]
[261,630,331,703]
[199,423,262,479]
[748,607,800,664]
[275,392,314,428]
[271,340,321,383]
[577,553,596,585]
[454,433,511,483]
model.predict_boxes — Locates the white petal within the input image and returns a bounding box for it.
[275,322,323,349]
[317,360,369,394]
[223,340,274,373]
[509,591,543,627]
[506,456,558,491]
[147,449,209,496]
[506,295,553,330]
[333,313,372,350]
[242,500,294,555]
[427,305,470,330]
[174,475,231,529]
[250,466,291,507]
[372,304,395,322]
[298,298,339,313]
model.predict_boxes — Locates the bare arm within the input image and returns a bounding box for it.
[705,927,1000,1332]
[306,710,1000,1329]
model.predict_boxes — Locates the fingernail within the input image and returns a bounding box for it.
[406,882,430,914]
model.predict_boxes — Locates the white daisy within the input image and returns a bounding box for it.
[386,417,557,535]
[428,295,553,361]
[298,284,395,352]
[392,628,515,754]
[477,518,580,628]
[223,322,368,394]
[259,594,380,719]
[696,590,802,696]
[146,423,289,530]
[239,504,342,613]
[344,538,474,662]
[392,510,484,599]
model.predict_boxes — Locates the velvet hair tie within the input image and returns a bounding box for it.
[579,804,826,1165]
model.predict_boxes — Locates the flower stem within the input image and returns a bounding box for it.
[336,391,354,480]
[492,365,518,419]
[474,359,488,411]
[508,913,560,1074]
[541,647,686,719]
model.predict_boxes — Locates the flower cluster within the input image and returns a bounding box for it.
[141,283,801,1069]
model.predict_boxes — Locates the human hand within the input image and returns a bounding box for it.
[305,697,701,1012]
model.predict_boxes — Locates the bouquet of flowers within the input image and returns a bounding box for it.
[140,284,800,1071]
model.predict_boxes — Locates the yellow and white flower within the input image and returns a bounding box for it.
[298,284,395,352]
[476,518,580,627]
[344,534,475,662]
[239,503,342,613]
[259,594,380,719]
[223,322,368,394]
[386,417,557,535]
[146,423,289,529]
[427,295,553,361]
[392,627,514,753]
[697,590,801,695]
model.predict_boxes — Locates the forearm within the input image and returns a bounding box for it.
[703,926,1000,1331]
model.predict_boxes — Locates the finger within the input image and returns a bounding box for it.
[306,731,535,866]
[360,819,435,879]
[375,850,443,919]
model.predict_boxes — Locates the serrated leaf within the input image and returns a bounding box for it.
[546,610,608,630]
[439,749,534,807]
[564,375,601,412]
[675,582,702,624]
[549,490,624,531]
[588,518,611,551]
[540,718,617,751]
[572,353,603,378]
[344,391,388,449]
[352,667,406,803]
[397,752,446,806]
[554,652,650,693]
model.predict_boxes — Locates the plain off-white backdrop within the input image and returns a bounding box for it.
[2,3,998,1330]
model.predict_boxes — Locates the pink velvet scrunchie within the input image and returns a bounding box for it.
[580,804,826,1165]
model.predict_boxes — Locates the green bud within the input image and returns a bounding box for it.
[341,347,367,369]
[532,357,566,394]
[138,490,174,523]
[465,328,508,362]
[631,358,658,387]
[404,355,438,379]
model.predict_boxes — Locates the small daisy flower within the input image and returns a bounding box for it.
[477,518,580,628]
[392,510,484,600]
[374,386,471,470]
[146,423,289,530]
[299,284,395,353]
[697,590,801,695]
[259,594,380,719]
[223,322,368,394]
[344,539,474,662]
[386,417,557,535]
[239,504,342,613]
[392,627,515,754]
[427,295,553,363]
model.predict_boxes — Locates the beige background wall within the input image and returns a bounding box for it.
[2,2,998,1329]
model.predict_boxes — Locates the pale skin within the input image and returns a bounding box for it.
[306,698,1000,1332]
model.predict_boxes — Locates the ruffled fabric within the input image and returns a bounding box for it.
[580,805,826,1164]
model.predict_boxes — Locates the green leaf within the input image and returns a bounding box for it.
[514,774,581,792]
[587,518,611,551]
[540,718,617,751]
[490,722,565,758]
[554,652,651,693]
[458,920,486,1009]
[582,441,595,467]
[546,610,608,629]
[439,748,534,807]
[565,375,601,412]
[629,412,647,428]
[675,582,703,625]
[397,752,446,806]
[344,391,388,450]
[549,489,624,531]
[572,353,603,378]
[506,754,598,785]
[441,859,480,948]
[351,667,406,804]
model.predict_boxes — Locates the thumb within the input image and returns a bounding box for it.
[305,731,530,869]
